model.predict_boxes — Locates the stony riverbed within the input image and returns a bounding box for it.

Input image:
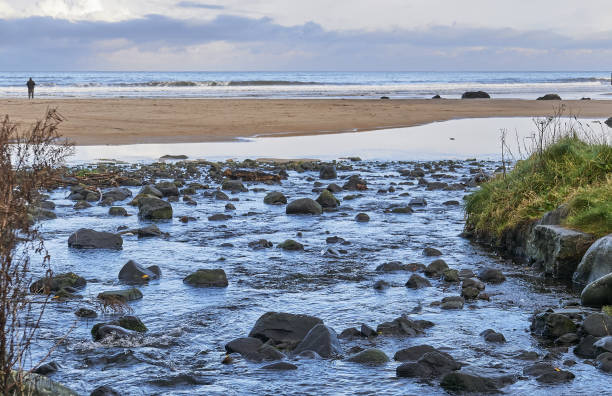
[26,157,610,395]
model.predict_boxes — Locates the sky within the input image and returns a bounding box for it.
[1,0,611,71]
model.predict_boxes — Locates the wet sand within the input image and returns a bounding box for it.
[1,98,610,145]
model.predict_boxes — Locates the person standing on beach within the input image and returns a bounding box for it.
[27,77,36,99]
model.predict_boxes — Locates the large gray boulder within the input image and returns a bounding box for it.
[396,351,460,378]
[286,198,322,215]
[248,312,323,349]
[530,312,576,339]
[528,225,595,279]
[138,197,172,219]
[101,188,132,203]
[154,181,179,197]
[581,273,612,307]
[183,269,228,287]
[68,228,123,250]
[573,234,612,289]
[224,337,285,362]
[292,324,342,358]
[319,165,337,180]
[118,260,161,284]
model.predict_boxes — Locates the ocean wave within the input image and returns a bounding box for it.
[110,80,320,87]
[556,77,610,83]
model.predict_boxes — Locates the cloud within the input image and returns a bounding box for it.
[176,1,224,10]
[1,14,611,70]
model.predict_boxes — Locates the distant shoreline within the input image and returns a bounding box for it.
[1,98,611,146]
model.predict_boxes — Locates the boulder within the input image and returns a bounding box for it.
[92,324,138,341]
[480,329,506,343]
[97,288,143,303]
[118,260,160,283]
[249,239,273,249]
[441,296,464,310]
[573,234,612,289]
[137,197,172,220]
[327,183,342,193]
[261,362,297,370]
[108,206,128,216]
[183,269,228,287]
[537,94,561,100]
[342,175,367,191]
[91,386,121,396]
[221,180,248,193]
[278,239,304,251]
[605,117,612,128]
[528,225,595,280]
[582,273,612,307]
[597,352,612,373]
[461,91,490,99]
[102,188,132,203]
[264,191,287,205]
[225,337,284,362]
[75,308,97,318]
[393,345,438,362]
[477,268,506,283]
[424,259,449,277]
[376,316,425,337]
[154,181,179,197]
[208,214,231,221]
[355,213,370,222]
[30,272,86,294]
[68,229,122,250]
[316,190,339,209]
[292,324,342,358]
[523,362,574,383]
[440,372,503,394]
[248,312,323,349]
[319,165,337,179]
[376,262,424,272]
[6,372,78,396]
[423,247,442,257]
[409,197,427,206]
[574,334,601,358]
[347,349,389,364]
[443,269,460,283]
[582,313,612,337]
[286,198,322,215]
[530,312,577,339]
[396,351,460,378]
[134,224,164,238]
[405,274,431,289]
[138,184,163,198]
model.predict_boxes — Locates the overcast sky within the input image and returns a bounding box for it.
[1,0,611,71]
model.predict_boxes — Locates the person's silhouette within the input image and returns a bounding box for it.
[27,78,36,99]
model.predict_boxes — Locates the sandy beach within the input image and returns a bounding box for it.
[1,98,610,145]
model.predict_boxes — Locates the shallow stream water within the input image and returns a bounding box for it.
[24,118,611,395]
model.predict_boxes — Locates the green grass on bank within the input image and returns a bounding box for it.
[465,136,612,239]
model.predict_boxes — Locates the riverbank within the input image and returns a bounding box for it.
[1,98,611,145]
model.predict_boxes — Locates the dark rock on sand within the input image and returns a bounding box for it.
[286,198,322,215]
[183,269,228,287]
[292,324,342,358]
[249,312,323,349]
[405,274,431,289]
[461,91,490,99]
[537,94,561,100]
[68,229,123,250]
[264,191,287,205]
[118,260,160,283]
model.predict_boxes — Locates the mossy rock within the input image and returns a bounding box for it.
[183,269,228,287]
[97,288,143,302]
[137,197,173,220]
[278,239,304,251]
[316,190,340,208]
[603,306,612,316]
[347,348,390,364]
[117,315,148,332]
[8,371,77,396]
[30,272,86,294]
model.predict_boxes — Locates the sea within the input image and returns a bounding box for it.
[1,71,611,99]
